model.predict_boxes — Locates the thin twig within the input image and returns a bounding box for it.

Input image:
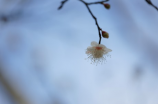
[58,0,68,10]
[79,0,102,44]
[145,0,158,11]
[58,0,104,44]
[87,0,109,5]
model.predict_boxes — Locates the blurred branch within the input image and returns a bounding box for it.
[87,0,109,5]
[79,0,102,44]
[0,68,29,104]
[0,11,22,23]
[58,0,68,10]
[145,0,158,11]
[58,0,110,44]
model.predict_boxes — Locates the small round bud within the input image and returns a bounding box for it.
[102,31,109,38]
[103,3,110,9]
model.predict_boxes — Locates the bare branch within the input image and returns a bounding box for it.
[145,0,158,11]
[87,0,109,5]
[79,0,102,44]
[58,0,106,44]
[58,0,68,10]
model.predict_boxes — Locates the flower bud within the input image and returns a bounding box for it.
[102,31,109,38]
[103,3,110,9]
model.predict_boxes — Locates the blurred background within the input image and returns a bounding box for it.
[0,0,158,104]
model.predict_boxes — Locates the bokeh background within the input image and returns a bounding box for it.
[0,0,158,104]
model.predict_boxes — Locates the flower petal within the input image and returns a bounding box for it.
[106,48,112,52]
[99,44,106,48]
[91,41,98,46]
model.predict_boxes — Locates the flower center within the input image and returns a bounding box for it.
[95,47,102,50]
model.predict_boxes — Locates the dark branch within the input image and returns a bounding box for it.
[58,0,106,44]
[87,0,109,5]
[145,0,158,11]
[79,0,102,44]
[58,0,68,10]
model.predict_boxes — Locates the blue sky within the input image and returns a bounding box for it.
[0,0,158,104]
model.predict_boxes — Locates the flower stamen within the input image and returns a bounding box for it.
[95,47,102,50]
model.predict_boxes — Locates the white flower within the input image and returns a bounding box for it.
[86,41,112,64]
